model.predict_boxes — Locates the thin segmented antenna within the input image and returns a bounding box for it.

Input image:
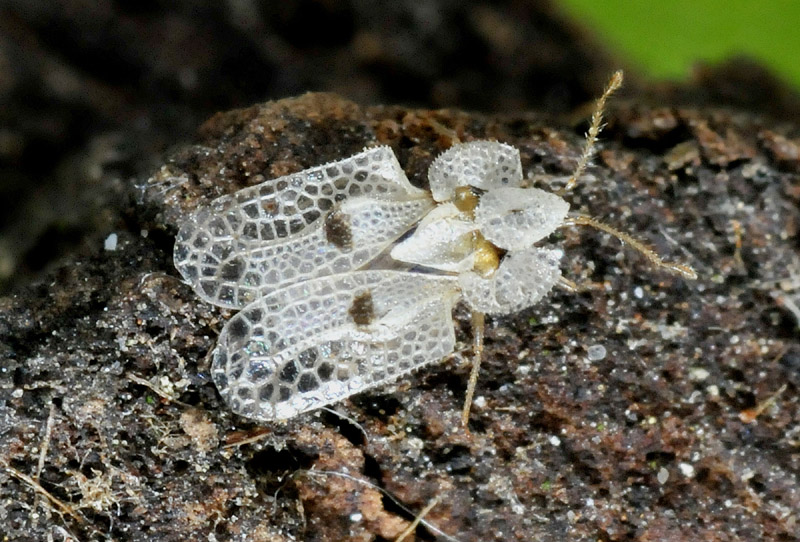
[563,214,697,280]
[563,70,624,193]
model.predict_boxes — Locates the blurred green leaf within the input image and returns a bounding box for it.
[560,0,800,88]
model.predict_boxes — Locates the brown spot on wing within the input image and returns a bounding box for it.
[324,209,353,250]
[348,290,375,326]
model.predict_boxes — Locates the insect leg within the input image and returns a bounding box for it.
[557,276,579,292]
[461,310,486,427]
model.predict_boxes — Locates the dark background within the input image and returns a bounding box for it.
[4,0,799,296]
[0,0,626,294]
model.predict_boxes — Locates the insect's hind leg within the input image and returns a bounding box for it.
[461,310,485,428]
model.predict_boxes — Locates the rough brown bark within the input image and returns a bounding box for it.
[2,2,800,542]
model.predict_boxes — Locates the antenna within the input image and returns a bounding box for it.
[563,70,624,193]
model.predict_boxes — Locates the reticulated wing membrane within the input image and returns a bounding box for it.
[174,146,434,308]
[475,187,570,250]
[211,270,460,422]
[459,247,563,315]
[428,141,523,202]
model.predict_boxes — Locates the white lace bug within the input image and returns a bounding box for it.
[174,71,695,424]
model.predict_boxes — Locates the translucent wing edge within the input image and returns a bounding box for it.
[176,195,434,309]
[174,145,431,308]
[211,270,460,421]
[428,141,524,202]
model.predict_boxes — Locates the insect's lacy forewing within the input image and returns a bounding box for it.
[211,271,460,422]
[427,141,523,202]
[174,147,434,309]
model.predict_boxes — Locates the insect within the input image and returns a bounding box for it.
[174,71,696,424]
